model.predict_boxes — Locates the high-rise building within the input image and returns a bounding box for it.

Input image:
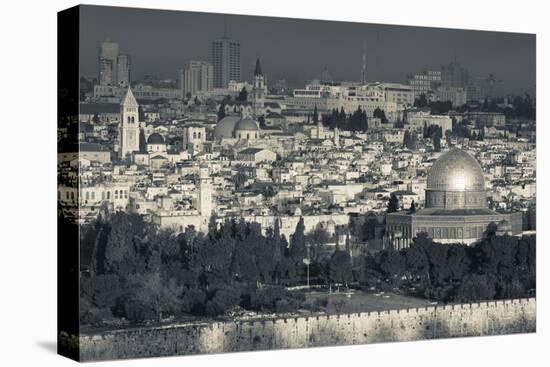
[211,32,241,88]
[441,62,470,89]
[407,70,442,97]
[98,40,132,87]
[180,61,213,98]
[119,87,140,159]
[116,54,131,87]
[98,40,119,86]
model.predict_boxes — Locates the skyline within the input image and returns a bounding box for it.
[79,5,536,96]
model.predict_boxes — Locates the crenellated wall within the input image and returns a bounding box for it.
[72,298,536,361]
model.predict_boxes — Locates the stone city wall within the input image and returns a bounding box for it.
[74,298,535,361]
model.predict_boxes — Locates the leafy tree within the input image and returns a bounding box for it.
[181,288,207,315]
[414,94,428,108]
[387,193,399,213]
[139,129,147,153]
[433,127,442,151]
[205,287,241,316]
[290,217,307,260]
[237,87,248,102]
[373,107,388,124]
[455,274,496,302]
[217,100,226,122]
[250,286,298,313]
[379,250,407,287]
[312,104,319,125]
[403,130,411,148]
[328,250,353,287]
[92,113,100,124]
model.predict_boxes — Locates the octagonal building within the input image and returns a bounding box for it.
[386,148,522,248]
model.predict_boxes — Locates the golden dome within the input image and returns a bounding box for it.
[427,148,485,192]
[425,148,487,210]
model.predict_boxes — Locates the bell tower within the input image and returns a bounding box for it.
[251,58,266,116]
[119,86,140,159]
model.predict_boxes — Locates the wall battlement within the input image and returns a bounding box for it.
[72,298,536,361]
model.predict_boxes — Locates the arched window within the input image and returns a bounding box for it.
[193,132,197,139]
[124,190,128,199]
[114,190,118,199]
[85,192,89,201]
[198,132,201,139]
[127,116,131,123]
[91,192,95,200]
[107,191,110,199]
[247,133,250,139]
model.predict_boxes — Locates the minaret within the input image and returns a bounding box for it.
[119,86,140,159]
[252,58,266,117]
[198,166,213,222]
[334,127,340,146]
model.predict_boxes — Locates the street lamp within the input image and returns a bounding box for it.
[303,243,311,289]
[303,257,311,289]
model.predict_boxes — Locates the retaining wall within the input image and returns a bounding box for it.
[73,297,536,361]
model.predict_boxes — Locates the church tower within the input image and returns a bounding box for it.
[198,166,213,221]
[119,86,140,159]
[251,58,266,117]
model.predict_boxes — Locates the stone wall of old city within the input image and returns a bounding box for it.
[76,298,535,361]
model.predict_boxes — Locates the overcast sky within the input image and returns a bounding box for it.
[79,5,536,95]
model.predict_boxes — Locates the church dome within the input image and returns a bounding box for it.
[427,148,485,192]
[214,116,241,139]
[425,148,487,210]
[147,132,165,144]
[235,118,259,131]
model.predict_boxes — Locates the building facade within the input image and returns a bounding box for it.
[386,148,522,248]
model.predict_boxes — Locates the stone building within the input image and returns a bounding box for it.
[386,148,522,248]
